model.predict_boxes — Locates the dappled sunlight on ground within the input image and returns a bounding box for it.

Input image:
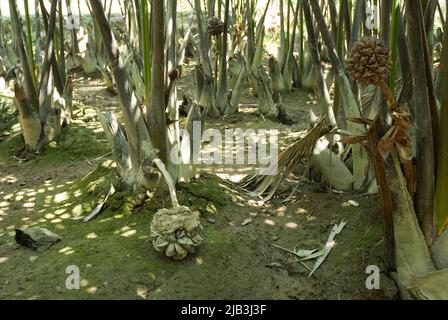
[0,67,395,299]
[0,162,116,233]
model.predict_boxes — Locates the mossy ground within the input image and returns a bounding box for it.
[0,78,397,300]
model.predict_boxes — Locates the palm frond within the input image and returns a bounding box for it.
[240,116,330,202]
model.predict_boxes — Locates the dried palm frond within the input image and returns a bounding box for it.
[240,117,331,202]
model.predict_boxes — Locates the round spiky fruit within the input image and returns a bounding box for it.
[346,37,392,86]
[207,17,225,36]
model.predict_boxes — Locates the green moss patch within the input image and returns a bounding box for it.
[179,173,239,215]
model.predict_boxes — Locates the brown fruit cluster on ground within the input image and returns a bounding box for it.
[346,37,392,86]
[150,206,203,260]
